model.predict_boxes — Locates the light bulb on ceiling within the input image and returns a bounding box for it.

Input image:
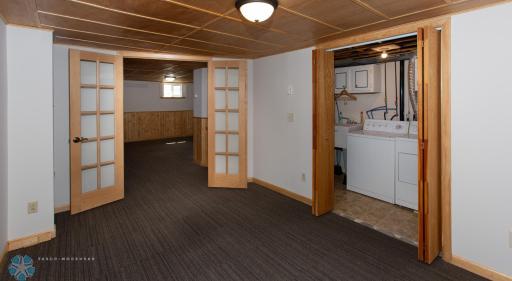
[381,51,388,59]
[236,0,278,23]
[164,75,175,82]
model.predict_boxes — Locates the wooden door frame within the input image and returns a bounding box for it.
[312,49,335,216]
[119,52,249,189]
[313,18,452,261]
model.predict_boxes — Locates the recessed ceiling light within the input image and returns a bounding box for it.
[236,0,278,23]
[164,75,175,82]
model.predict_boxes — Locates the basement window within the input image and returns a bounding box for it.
[162,83,184,99]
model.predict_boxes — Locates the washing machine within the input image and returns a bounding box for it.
[347,120,409,204]
[395,122,419,210]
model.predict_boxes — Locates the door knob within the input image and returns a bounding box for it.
[73,137,89,143]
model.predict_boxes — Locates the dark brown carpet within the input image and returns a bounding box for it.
[2,139,485,281]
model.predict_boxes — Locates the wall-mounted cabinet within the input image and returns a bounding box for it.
[335,68,349,90]
[335,64,382,94]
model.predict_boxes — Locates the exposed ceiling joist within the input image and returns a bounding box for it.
[124,58,207,83]
[334,34,417,67]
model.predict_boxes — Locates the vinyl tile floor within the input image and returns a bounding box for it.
[333,175,418,245]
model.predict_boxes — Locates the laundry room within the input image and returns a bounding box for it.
[332,34,420,245]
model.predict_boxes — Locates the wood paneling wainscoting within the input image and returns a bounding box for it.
[193,117,208,167]
[124,110,193,143]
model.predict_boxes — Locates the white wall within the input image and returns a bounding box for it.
[124,80,193,112]
[339,61,412,122]
[0,18,8,250]
[53,45,70,208]
[6,26,54,240]
[253,48,313,198]
[451,3,512,276]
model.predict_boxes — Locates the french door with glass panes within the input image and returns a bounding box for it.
[69,50,124,214]
[208,61,247,188]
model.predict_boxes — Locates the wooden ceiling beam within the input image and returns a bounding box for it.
[334,39,417,56]
[335,46,417,61]
[335,43,417,57]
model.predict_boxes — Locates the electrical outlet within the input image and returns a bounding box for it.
[287,113,295,122]
[27,201,38,214]
[301,173,306,182]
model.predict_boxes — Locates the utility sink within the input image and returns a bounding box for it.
[335,123,362,149]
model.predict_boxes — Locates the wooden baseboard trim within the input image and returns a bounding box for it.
[0,243,7,274]
[451,255,512,281]
[54,204,70,214]
[193,159,207,167]
[7,227,56,252]
[250,177,312,206]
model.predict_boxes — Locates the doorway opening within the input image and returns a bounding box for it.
[122,58,207,147]
[68,52,209,215]
[69,52,249,216]
[313,25,445,263]
[331,34,419,245]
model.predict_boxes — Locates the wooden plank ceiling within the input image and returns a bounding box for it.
[124,58,207,83]
[0,0,505,58]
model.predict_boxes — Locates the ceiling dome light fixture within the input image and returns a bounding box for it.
[164,75,175,82]
[236,0,278,23]
[381,51,388,59]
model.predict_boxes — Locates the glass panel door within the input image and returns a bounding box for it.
[78,59,117,193]
[213,66,240,175]
[70,50,124,214]
[208,61,247,188]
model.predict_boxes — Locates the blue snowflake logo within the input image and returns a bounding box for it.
[8,255,36,281]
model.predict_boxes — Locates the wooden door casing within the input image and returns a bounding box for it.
[312,49,335,216]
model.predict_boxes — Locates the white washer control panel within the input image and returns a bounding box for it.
[363,120,410,134]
